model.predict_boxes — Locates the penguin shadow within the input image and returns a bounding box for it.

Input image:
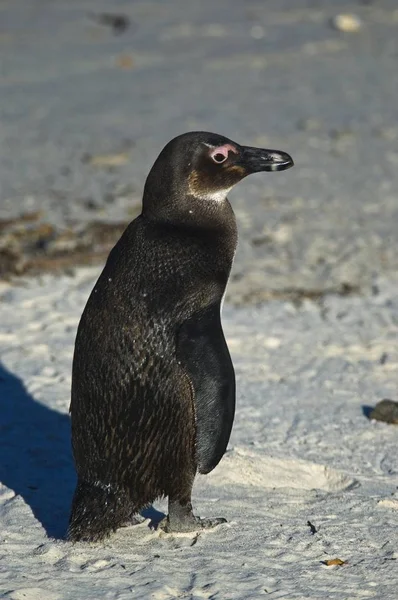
[0,362,75,539]
[140,505,166,530]
[362,405,374,419]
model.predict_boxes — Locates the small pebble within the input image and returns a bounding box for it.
[250,25,265,39]
[203,24,226,37]
[297,118,322,132]
[332,14,362,33]
[263,337,281,349]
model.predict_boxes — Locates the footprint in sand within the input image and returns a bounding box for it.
[378,499,398,510]
[209,447,356,492]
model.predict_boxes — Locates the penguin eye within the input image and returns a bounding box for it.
[212,153,228,164]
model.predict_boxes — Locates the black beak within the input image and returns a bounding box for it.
[241,146,294,173]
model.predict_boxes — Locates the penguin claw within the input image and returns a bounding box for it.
[158,515,227,533]
[196,516,227,529]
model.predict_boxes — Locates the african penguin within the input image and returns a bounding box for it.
[68,131,294,541]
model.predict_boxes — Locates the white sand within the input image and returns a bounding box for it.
[1,268,398,599]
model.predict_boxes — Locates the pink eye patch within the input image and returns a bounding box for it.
[208,143,238,162]
[210,144,238,160]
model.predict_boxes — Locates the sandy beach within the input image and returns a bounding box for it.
[1,269,398,598]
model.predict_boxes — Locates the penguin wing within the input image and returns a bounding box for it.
[177,302,235,475]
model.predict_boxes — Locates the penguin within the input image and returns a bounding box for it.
[68,131,294,542]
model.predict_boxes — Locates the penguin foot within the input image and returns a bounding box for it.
[159,515,226,533]
[160,497,227,533]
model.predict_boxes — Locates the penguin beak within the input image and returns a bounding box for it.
[241,146,294,173]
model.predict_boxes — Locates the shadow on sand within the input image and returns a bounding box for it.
[362,405,374,419]
[0,362,75,539]
[0,363,167,540]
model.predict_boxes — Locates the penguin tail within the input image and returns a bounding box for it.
[67,479,133,542]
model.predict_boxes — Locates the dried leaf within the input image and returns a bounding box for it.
[88,153,129,167]
[322,558,346,566]
[116,54,134,69]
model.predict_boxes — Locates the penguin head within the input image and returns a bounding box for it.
[143,132,294,220]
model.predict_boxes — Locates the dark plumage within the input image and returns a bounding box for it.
[68,131,294,541]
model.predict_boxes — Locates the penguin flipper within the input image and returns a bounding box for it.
[177,302,235,475]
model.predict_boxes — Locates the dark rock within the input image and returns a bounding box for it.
[90,13,130,35]
[369,400,398,425]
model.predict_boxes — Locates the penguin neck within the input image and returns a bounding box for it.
[142,188,237,234]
